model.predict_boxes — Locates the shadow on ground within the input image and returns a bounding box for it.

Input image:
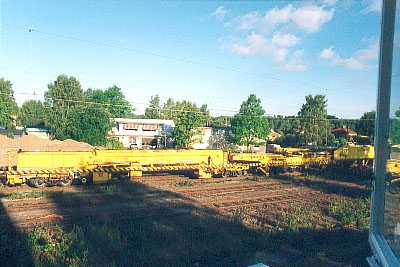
[0,192,35,266]
[0,178,371,266]
[273,169,371,199]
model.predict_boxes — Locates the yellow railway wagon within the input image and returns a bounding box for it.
[91,149,226,167]
[334,144,374,160]
[16,151,93,170]
[6,149,231,186]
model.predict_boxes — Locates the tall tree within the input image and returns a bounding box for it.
[356,110,376,141]
[44,75,84,140]
[0,78,18,129]
[66,105,113,146]
[390,109,400,145]
[298,94,331,146]
[19,100,45,126]
[161,98,175,120]
[145,95,161,119]
[173,101,208,148]
[231,94,269,147]
[85,85,134,118]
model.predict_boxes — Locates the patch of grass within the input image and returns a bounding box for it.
[279,206,315,234]
[5,191,47,200]
[28,225,88,266]
[173,181,194,187]
[328,197,370,230]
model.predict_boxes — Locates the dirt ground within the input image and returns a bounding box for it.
[0,173,372,266]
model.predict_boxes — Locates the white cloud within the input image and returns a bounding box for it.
[282,50,307,72]
[231,32,288,62]
[319,41,379,70]
[319,46,336,59]
[361,0,382,14]
[211,6,229,20]
[271,32,300,47]
[291,5,335,33]
[237,4,334,34]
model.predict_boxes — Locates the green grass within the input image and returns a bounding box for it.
[328,197,370,230]
[173,181,194,187]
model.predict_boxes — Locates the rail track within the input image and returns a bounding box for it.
[0,176,327,229]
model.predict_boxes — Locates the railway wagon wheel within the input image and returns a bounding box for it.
[32,178,46,188]
[60,178,73,187]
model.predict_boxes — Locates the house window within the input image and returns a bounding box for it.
[142,124,158,131]
[123,123,140,130]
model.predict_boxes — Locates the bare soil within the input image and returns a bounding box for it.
[0,173,372,266]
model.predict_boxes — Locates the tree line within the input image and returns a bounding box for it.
[1,75,399,149]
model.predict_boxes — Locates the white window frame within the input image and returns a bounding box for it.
[368,1,398,266]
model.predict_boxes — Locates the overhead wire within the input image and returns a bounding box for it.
[2,23,345,94]
[0,91,377,121]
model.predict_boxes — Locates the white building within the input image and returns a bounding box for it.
[192,126,232,150]
[25,126,50,140]
[111,118,175,148]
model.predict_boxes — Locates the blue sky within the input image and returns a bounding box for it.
[0,0,398,119]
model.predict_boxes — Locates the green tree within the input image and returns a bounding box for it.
[161,98,175,120]
[356,110,376,142]
[298,94,331,146]
[66,105,113,146]
[390,109,400,145]
[85,85,134,118]
[145,95,161,119]
[0,78,18,129]
[210,116,232,127]
[44,75,84,140]
[19,100,45,126]
[231,94,269,147]
[173,101,208,148]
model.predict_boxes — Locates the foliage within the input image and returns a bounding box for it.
[328,115,358,132]
[173,101,208,148]
[66,105,114,146]
[44,75,84,140]
[231,94,269,147]
[105,138,125,149]
[161,97,175,120]
[328,197,370,230]
[7,132,14,139]
[210,116,232,127]
[331,137,347,147]
[298,94,332,146]
[356,110,375,142]
[28,226,88,266]
[19,100,45,126]
[390,108,400,145]
[275,133,300,147]
[85,85,134,118]
[145,94,162,119]
[268,115,300,136]
[0,78,18,129]
[279,206,314,234]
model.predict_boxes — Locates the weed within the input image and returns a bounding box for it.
[5,191,46,200]
[27,225,88,266]
[328,197,370,230]
[173,181,194,187]
[232,210,244,223]
[279,206,314,234]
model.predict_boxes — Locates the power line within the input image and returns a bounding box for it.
[2,23,345,93]
[0,91,378,121]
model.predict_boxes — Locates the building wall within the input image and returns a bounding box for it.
[111,119,175,148]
